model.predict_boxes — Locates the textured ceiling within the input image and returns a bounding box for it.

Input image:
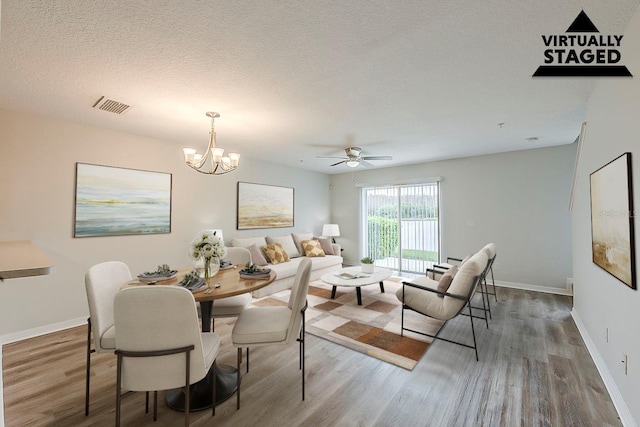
[1,0,638,173]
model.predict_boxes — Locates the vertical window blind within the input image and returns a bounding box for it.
[360,182,440,274]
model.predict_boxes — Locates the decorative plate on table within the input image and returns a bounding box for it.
[137,264,177,282]
[239,267,271,279]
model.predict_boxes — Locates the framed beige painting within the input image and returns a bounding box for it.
[590,152,636,289]
[237,182,294,229]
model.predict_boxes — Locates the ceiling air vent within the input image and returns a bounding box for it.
[92,96,131,114]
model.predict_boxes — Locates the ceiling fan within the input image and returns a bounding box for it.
[317,147,393,168]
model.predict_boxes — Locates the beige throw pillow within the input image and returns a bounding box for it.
[247,243,268,266]
[262,243,290,265]
[292,232,314,256]
[266,235,300,259]
[302,239,325,257]
[313,237,335,255]
[437,265,459,293]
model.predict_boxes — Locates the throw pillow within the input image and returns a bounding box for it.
[437,265,459,293]
[262,243,290,265]
[313,237,335,255]
[247,243,268,266]
[292,232,314,257]
[266,235,300,259]
[302,239,325,257]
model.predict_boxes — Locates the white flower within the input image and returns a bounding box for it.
[189,230,226,261]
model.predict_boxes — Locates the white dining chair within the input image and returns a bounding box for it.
[84,260,132,416]
[231,257,312,409]
[114,286,220,426]
[206,247,253,331]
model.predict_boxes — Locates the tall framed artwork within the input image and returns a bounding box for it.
[590,152,636,289]
[237,182,294,229]
[74,163,172,237]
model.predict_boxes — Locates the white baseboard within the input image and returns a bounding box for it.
[571,309,636,427]
[494,279,573,296]
[0,317,86,345]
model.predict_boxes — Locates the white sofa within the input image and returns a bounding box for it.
[230,233,343,298]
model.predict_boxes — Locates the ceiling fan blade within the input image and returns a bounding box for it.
[360,160,374,167]
[330,160,347,167]
[316,156,348,159]
[362,156,392,160]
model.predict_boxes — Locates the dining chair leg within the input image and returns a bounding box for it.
[300,308,306,401]
[115,354,122,427]
[483,277,492,319]
[246,348,250,373]
[236,348,242,410]
[490,266,498,301]
[85,318,91,416]
[212,360,217,417]
[153,391,157,421]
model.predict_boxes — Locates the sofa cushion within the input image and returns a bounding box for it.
[292,232,314,256]
[247,243,268,266]
[262,243,290,265]
[302,239,325,257]
[313,237,335,255]
[266,235,300,259]
[231,236,268,249]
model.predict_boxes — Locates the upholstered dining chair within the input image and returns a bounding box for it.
[397,251,488,361]
[114,286,220,426]
[84,260,132,416]
[479,243,498,302]
[231,257,312,410]
[206,247,253,331]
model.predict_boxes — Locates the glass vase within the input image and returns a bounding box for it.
[203,257,220,280]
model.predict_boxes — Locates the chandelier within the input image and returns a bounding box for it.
[182,112,240,175]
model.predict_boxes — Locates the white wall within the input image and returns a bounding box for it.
[330,144,576,291]
[571,7,640,426]
[0,108,331,338]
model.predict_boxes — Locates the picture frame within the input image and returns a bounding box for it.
[237,182,294,229]
[74,163,172,237]
[590,152,636,289]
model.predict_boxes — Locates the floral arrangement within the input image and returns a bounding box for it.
[189,230,227,279]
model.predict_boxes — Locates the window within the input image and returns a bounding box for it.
[361,182,440,274]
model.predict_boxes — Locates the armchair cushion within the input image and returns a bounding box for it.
[101,325,116,350]
[302,239,325,257]
[437,265,458,293]
[262,243,290,265]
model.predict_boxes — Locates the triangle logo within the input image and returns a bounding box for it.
[566,10,599,33]
[533,10,632,77]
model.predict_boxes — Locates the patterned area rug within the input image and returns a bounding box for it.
[252,277,445,370]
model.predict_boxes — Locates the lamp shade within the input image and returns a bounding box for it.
[322,224,340,237]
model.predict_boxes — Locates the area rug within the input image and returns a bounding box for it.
[251,277,445,370]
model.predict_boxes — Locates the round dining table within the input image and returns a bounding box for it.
[122,265,276,411]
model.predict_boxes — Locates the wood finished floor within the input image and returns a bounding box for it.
[3,287,622,426]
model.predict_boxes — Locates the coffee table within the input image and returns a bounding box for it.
[321,266,392,305]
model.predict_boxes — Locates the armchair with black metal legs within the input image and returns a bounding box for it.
[114,286,220,426]
[397,251,488,361]
[84,261,132,416]
[433,243,497,319]
[231,257,312,410]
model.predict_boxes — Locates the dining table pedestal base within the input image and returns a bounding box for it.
[164,364,238,411]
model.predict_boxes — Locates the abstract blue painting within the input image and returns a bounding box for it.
[74,163,172,237]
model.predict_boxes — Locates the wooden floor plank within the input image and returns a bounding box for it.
[2,288,622,426]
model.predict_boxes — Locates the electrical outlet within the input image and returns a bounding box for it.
[606,327,609,343]
[493,263,501,270]
[622,354,628,375]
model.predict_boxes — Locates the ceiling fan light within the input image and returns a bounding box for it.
[346,160,360,168]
